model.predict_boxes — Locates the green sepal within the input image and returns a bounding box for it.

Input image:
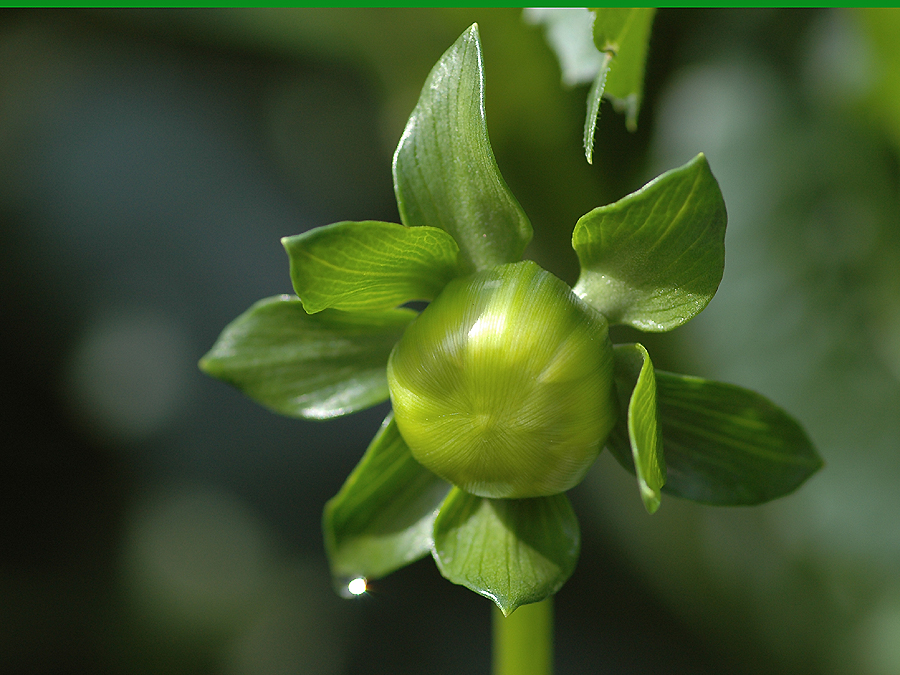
[572,153,727,332]
[282,221,461,314]
[392,23,532,273]
[607,370,823,505]
[655,372,823,505]
[607,343,665,514]
[323,412,451,581]
[199,295,414,419]
[432,488,580,616]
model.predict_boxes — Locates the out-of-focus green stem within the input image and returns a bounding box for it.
[492,598,553,675]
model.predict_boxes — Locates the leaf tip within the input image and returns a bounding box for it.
[197,350,225,379]
[297,298,322,315]
[280,234,300,258]
[641,490,661,515]
[197,355,212,375]
[492,594,518,617]
[458,22,480,49]
[690,152,713,174]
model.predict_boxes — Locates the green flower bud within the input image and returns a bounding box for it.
[387,260,617,499]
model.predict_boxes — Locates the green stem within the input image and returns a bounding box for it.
[492,598,553,675]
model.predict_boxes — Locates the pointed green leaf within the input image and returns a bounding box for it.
[572,153,727,331]
[583,8,656,162]
[282,221,461,314]
[520,8,609,164]
[392,23,532,273]
[654,371,823,505]
[432,488,580,616]
[199,295,414,419]
[606,343,665,514]
[583,51,613,165]
[324,413,450,581]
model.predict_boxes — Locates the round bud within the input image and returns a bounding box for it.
[387,260,617,499]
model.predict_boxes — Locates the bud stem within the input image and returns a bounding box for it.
[492,598,553,675]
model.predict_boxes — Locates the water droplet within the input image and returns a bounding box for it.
[347,577,367,596]
[333,575,368,598]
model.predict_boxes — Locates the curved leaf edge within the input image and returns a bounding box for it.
[431,489,580,616]
[198,295,415,420]
[608,343,665,513]
[391,23,533,273]
[606,367,823,506]
[282,220,462,314]
[572,153,727,333]
[323,413,451,582]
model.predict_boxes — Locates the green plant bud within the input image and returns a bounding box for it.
[387,260,617,499]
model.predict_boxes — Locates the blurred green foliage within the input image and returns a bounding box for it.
[2,8,900,675]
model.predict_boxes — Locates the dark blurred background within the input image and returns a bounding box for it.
[2,8,899,675]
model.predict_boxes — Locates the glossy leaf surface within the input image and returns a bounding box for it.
[432,488,579,616]
[655,371,823,505]
[282,221,460,314]
[324,413,450,581]
[573,153,727,332]
[199,295,414,419]
[392,23,532,272]
[607,343,665,514]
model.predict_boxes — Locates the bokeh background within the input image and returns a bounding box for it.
[2,8,900,674]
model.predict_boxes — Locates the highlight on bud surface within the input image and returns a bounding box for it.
[387,261,617,499]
